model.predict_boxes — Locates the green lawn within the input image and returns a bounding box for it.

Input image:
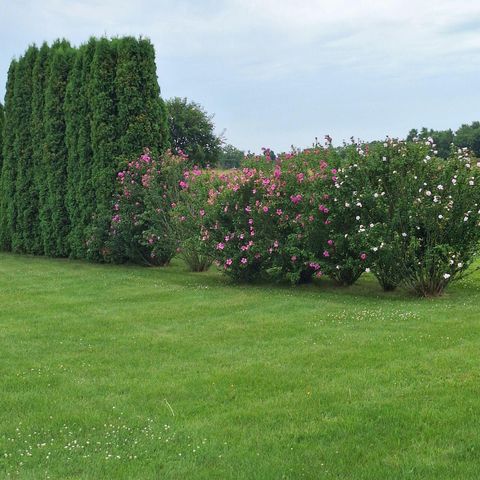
[1,253,480,479]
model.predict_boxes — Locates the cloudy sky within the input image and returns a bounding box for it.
[1,0,480,152]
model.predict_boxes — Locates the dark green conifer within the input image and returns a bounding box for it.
[0,60,18,250]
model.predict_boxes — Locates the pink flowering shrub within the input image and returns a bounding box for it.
[199,148,337,283]
[170,168,222,271]
[107,149,184,266]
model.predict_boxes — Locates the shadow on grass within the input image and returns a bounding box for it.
[1,252,478,304]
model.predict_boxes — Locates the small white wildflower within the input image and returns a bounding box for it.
[443,273,451,279]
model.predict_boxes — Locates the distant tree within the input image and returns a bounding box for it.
[406,127,454,158]
[455,121,480,157]
[218,143,244,168]
[166,97,221,167]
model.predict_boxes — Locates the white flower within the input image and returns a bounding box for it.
[469,180,474,186]
[443,273,451,279]
[402,232,407,237]
[464,217,468,222]
[425,190,432,196]
[458,263,463,268]
[438,214,443,219]
[356,215,360,220]
[365,268,371,273]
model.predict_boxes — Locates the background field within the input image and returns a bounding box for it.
[1,253,479,479]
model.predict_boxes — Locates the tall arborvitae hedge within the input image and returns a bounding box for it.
[41,40,74,257]
[31,43,51,255]
[0,102,4,173]
[0,36,169,260]
[0,61,18,250]
[12,46,38,253]
[115,37,169,160]
[65,43,87,258]
[86,38,119,260]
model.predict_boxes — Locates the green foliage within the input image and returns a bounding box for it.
[0,102,4,172]
[30,43,51,255]
[107,150,183,266]
[334,140,480,296]
[166,97,221,167]
[218,143,244,169]
[0,36,169,261]
[172,169,221,272]
[455,121,480,157]
[407,127,454,159]
[12,46,38,253]
[0,60,18,250]
[115,37,169,161]
[41,40,75,257]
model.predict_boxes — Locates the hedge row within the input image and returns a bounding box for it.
[0,37,169,259]
[107,141,480,296]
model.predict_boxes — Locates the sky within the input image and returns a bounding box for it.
[1,0,480,153]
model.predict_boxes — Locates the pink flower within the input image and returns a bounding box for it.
[226,258,233,265]
[291,255,297,262]
[323,250,330,257]
[263,206,269,213]
[179,180,188,189]
[360,253,367,260]
[216,242,225,250]
[327,239,334,246]
[290,194,303,204]
[241,257,248,264]
[199,209,205,217]
[276,209,283,216]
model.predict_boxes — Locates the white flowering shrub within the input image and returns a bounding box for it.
[338,139,480,296]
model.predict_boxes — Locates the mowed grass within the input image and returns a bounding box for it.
[1,253,480,479]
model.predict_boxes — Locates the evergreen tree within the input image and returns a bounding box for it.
[12,45,38,252]
[0,103,4,173]
[30,43,51,255]
[86,37,118,260]
[41,40,74,257]
[66,39,96,258]
[115,37,169,161]
[0,60,18,250]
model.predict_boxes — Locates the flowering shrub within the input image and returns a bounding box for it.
[200,148,337,283]
[109,139,480,298]
[170,167,222,272]
[107,149,184,266]
[334,139,480,295]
